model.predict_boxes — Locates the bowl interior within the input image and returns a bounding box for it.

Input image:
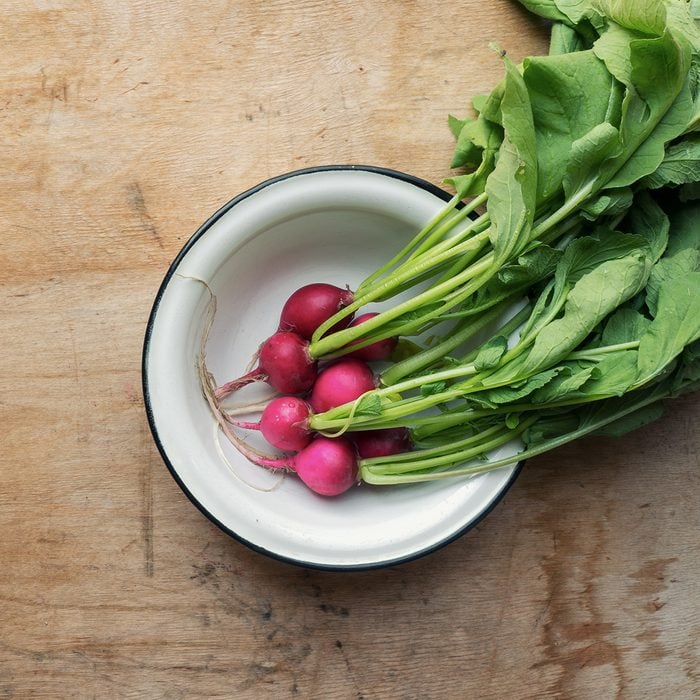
[144,168,521,569]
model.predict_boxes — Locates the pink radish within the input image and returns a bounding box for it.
[234,435,359,497]
[347,313,398,362]
[215,331,317,400]
[351,428,412,459]
[230,396,312,452]
[278,283,354,339]
[309,358,376,414]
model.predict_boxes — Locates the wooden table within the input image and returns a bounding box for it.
[3,2,699,697]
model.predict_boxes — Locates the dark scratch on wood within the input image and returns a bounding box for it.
[119,81,149,96]
[141,463,154,577]
[334,638,363,699]
[127,181,163,248]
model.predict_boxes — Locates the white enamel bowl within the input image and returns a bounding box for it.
[142,166,522,570]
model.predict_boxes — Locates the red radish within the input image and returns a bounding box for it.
[347,313,398,362]
[351,428,412,459]
[215,331,317,400]
[258,332,317,394]
[260,397,312,451]
[233,435,359,497]
[278,283,354,339]
[309,358,376,413]
[229,396,312,452]
[289,437,358,496]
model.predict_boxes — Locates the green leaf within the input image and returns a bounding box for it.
[666,200,700,256]
[463,395,499,410]
[550,22,587,55]
[637,272,700,385]
[556,0,601,25]
[524,50,618,202]
[642,135,700,188]
[479,81,506,126]
[591,401,665,436]
[592,22,643,90]
[472,94,488,114]
[646,249,700,317]
[557,231,652,286]
[486,58,538,263]
[505,413,521,429]
[442,246,559,322]
[450,115,502,170]
[497,245,563,286]
[580,186,633,220]
[519,0,599,26]
[524,412,580,447]
[604,32,693,189]
[474,336,508,372]
[578,350,639,397]
[448,101,505,196]
[446,135,502,198]
[601,307,651,345]
[686,53,700,133]
[354,394,383,417]
[530,362,598,403]
[517,0,570,22]
[593,19,693,189]
[625,191,670,263]
[479,366,564,404]
[506,245,652,378]
[448,114,466,139]
[513,231,647,348]
[420,381,447,397]
[593,0,667,35]
[673,340,700,394]
[691,0,700,22]
[571,382,669,436]
[563,122,622,198]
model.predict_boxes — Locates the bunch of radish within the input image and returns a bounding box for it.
[196,1,700,502]
[210,283,410,496]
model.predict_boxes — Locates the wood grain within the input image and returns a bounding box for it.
[1,1,698,698]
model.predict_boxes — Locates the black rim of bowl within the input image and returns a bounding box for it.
[142,164,524,572]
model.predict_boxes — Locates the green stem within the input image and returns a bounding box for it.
[380,298,519,386]
[309,388,465,433]
[357,193,461,294]
[309,224,491,353]
[376,364,478,397]
[457,303,531,363]
[366,422,509,466]
[408,193,488,261]
[362,417,537,476]
[320,408,495,434]
[430,235,490,288]
[309,253,496,358]
[568,341,640,362]
[360,390,664,485]
[410,408,518,440]
[359,267,501,351]
[530,184,595,242]
[352,207,488,313]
